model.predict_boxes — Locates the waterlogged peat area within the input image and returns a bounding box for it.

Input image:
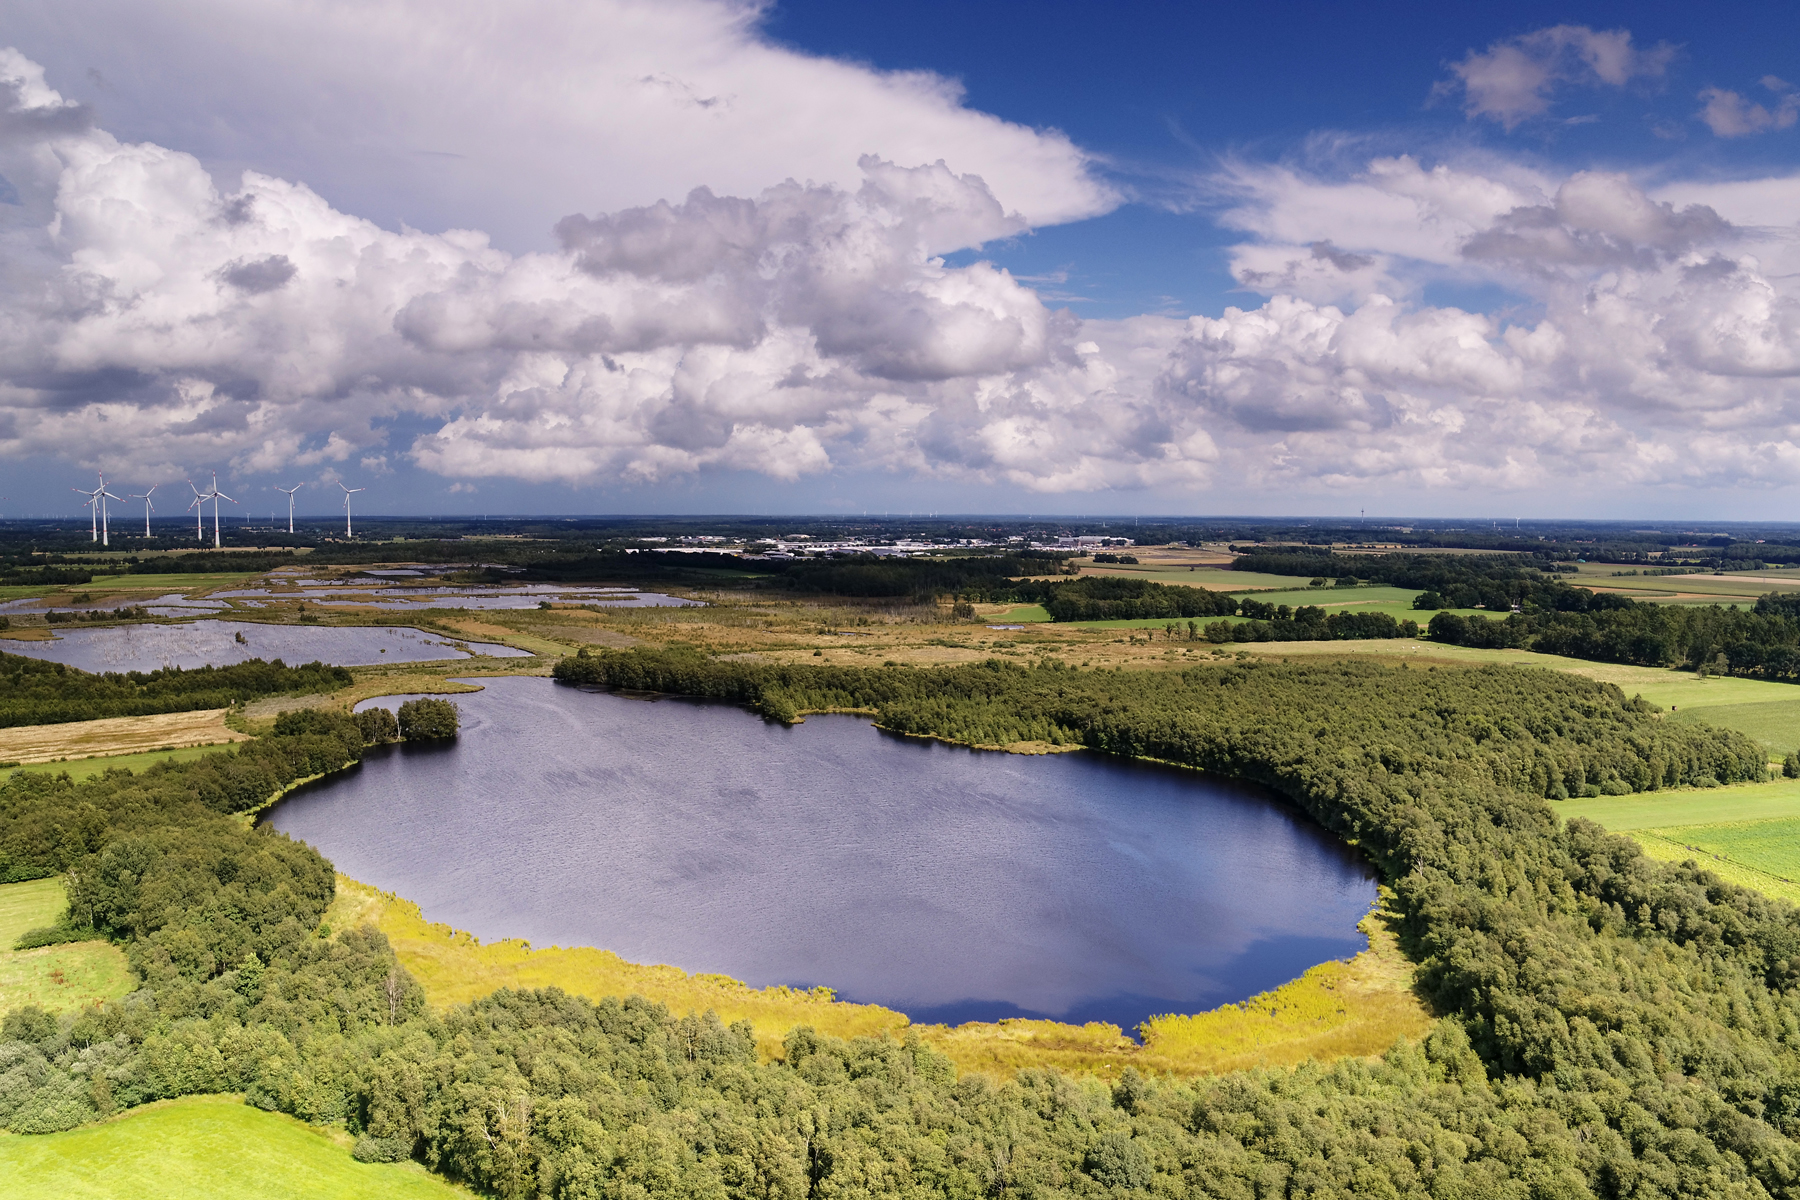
[267,677,1375,1031]
[0,620,532,671]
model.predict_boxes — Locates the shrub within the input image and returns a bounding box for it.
[352,1135,412,1163]
[397,698,459,740]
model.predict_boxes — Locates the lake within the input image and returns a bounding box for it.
[266,677,1376,1031]
[0,620,532,671]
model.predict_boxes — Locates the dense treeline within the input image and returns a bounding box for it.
[1203,609,1418,642]
[10,650,1800,1198]
[1232,550,1583,607]
[1035,576,1239,621]
[0,565,105,587]
[1428,591,1800,678]
[0,652,352,729]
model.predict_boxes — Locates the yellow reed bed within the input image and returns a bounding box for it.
[330,878,909,1058]
[336,876,1432,1079]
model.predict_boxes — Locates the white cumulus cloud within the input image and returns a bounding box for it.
[0,0,1114,249]
[1434,25,1675,130]
[1697,78,1800,138]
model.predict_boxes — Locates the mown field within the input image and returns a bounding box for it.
[0,1095,471,1199]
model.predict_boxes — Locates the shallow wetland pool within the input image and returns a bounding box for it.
[0,620,532,671]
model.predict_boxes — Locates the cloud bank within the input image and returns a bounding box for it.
[0,0,1113,250]
[5,22,1800,502]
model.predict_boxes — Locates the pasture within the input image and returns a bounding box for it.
[0,879,135,1015]
[0,1095,471,1199]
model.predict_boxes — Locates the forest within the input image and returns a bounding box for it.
[1427,594,1800,678]
[0,652,353,729]
[5,648,1800,1197]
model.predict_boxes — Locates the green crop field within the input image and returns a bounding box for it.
[0,1095,471,1199]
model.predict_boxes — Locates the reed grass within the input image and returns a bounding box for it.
[336,877,1432,1080]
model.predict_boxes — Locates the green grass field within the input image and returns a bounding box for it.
[1557,777,1800,904]
[0,879,64,946]
[0,879,135,1016]
[73,572,263,593]
[0,744,230,786]
[1670,699,1800,756]
[0,1096,471,1199]
[988,604,1051,623]
[1659,818,1800,883]
[1557,778,1800,831]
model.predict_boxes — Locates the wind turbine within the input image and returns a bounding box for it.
[187,480,210,541]
[73,473,121,546]
[129,485,157,537]
[340,482,365,537]
[200,472,236,548]
[276,483,304,533]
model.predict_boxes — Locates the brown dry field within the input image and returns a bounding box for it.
[0,708,249,764]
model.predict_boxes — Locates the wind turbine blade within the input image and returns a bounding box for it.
[214,491,236,503]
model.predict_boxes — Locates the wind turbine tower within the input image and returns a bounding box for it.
[129,485,157,537]
[73,474,121,546]
[277,483,304,533]
[187,480,210,541]
[340,482,365,538]
[202,472,236,548]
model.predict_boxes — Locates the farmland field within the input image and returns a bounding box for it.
[0,709,249,766]
[0,1095,471,1199]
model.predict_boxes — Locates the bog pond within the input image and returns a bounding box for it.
[266,678,1376,1031]
[0,621,531,671]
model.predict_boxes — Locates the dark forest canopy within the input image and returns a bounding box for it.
[0,652,352,729]
[7,650,1800,1198]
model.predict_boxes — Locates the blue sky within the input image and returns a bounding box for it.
[1,1,1798,519]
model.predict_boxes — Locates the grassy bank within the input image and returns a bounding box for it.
[0,1095,471,1199]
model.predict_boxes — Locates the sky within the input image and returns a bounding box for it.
[2,1,1799,520]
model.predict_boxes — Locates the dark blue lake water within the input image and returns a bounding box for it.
[266,677,1376,1031]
